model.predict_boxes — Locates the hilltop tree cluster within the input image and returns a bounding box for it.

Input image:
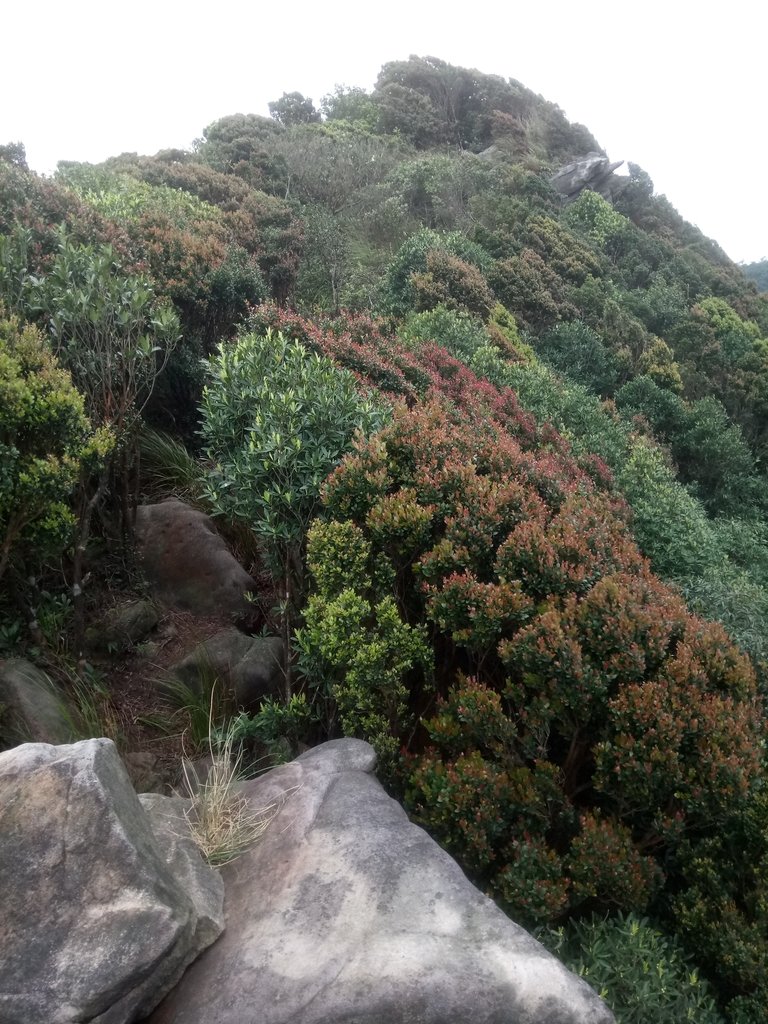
[3,54,768,1023]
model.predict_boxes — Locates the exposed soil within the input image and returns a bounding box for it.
[90,607,239,792]
[2,503,279,791]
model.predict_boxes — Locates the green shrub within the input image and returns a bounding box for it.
[200,329,388,693]
[399,305,489,361]
[534,320,621,397]
[200,328,387,590]
[488,248,577,330]
[668,793,768,1021]
[539,913,725,1024]
[30,233,180,434]
[615,377,767,518]
[677,569,768,685]
[303,398,765,1008]
[616,439,724,579]
[409,249,496,319]
[468,343,631,470]
[216,694,316,767]
[383,228,493,316]
[636,337,683,392]
[562,190,629,251]
[465,339,768,674]
[296,520,432,766]
[0,310,110,583]
[565,814,662,912]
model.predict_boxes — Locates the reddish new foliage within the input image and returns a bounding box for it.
[245,303,549,449]
[0,163,134,271]
[311,385,764,937]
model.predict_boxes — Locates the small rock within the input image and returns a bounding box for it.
[85,599,159,654]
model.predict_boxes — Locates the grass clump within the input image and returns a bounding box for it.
[180,710,283,867]
[139,426,207,504]
[159,663,234,752]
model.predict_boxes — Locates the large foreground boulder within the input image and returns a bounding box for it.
[148,739,614,1024]
[0,738,224,1024]
[135,499,255,618]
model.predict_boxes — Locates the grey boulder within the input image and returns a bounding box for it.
[0,658,74,745]
[135,499,255,618]
[0,738,224,1024]
[551,152,628,204]
[85,598,159,653]
[168,628,284,708]
[139,792,224,950]
[148,738,614,1024]
[122,750,165,794]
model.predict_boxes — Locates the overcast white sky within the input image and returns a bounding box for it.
[3,0,766,263]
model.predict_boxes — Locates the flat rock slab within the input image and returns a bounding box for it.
[135,499,255,618]
[148,739,614,1024]
[0,738,224,1024]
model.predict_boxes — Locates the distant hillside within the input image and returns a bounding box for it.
[743,258,768,291]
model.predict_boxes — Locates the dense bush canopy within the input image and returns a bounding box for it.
[3,52,768,1020]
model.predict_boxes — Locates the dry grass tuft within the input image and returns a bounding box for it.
[181,716,283,866]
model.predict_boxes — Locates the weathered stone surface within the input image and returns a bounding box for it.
[0,658,73,745]
[139,792,225,950]
[122,750,167,794]
[551,152,628,204]
[86,598,159,653]
[169,628,284,709]
[148,739,614,1024]
[135,499,255,617]
[0,738,224,1024]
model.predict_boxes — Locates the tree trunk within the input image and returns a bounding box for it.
[283,560,293,701]
[72,468,110,658]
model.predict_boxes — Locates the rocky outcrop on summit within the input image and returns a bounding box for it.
[551,152,628,204]
[0,738,224,1024]
[149,739,614,1024]
[135,499,254,618]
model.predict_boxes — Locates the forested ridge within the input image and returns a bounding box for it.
[3,55,768,1023]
